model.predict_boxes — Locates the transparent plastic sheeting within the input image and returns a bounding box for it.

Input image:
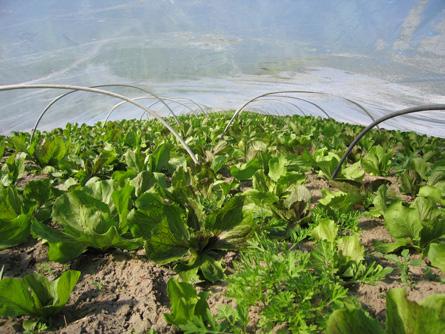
[1,1,445,137]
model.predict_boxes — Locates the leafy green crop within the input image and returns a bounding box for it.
[326,288,445,334]
[141,190,270,282]
[0,186,34,249]
[34,136,67,167]
[223,233,349,332]
[32,179,142,262]
[311,219,392,283]
[313,148,341,179]
[378,185,445,272]
[164,278,219,333]
[0,270,80,319]
[318,189,362,212]
[1,111,444,332]
[361,144,392,176]
[1,152,26,186]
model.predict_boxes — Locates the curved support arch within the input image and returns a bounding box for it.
[257,103,286,117]
[137,98,203,121]
[222,90,375,136]
[164,96,209,115]
[32,83,180,139]
[222,91,331,136]
[0,84,199,164]
[139,100,164,121]
[252,97,307,116]
[243,104,273,116]
[332,104,445,179]
[262,94,339,117]
[404,113,445,125]
[106,96,198,123]
[278,92,378,128]
[150,98,200,116]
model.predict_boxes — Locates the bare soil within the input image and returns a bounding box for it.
[1,172,444,333]
[357,217,445,320]
[0,243,175,334]
[311,173,445,322]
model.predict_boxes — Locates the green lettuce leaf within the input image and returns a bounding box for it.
[0,186,32,249]
[342,161,365,181]
[386,288,445,334]
[427,243,445,273]
[34,136,67,166]
[0,270,80,318]
[383,202,422,247]
[337,235,364,263]
[361,145,391,176]
[230,157,261,181]
[312,219,338,243]
[327,288,445,334]
[32,187,142,262]
[164,278,215,332]
[326,307,384,334]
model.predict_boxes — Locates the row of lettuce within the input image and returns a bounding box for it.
[0,112,444,333]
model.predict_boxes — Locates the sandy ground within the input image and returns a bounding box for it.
[0,245,175,334]
[1,172,444,333]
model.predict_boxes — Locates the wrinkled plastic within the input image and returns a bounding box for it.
[0,1,444,136]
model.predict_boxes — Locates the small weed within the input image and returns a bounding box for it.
[23,319,48,334]
[225,234,350,332]
[91,280,104,291]
[423,266,442,282]
[312,206,360,233]
[384,249,421,287]
[35,262,56,277]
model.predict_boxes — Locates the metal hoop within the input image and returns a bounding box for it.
[252,97,307,116]
[332,104,445,179]
[106,96,199,123]
[0,84,198,164]
[222,90,375,136]
[32,84,180,140]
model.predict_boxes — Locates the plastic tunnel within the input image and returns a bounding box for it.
[1,0,445,136]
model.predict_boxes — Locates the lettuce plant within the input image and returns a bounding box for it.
[1,152,26,186]
[164,278,218,333]
[32,179,142,262]
[311,219,391,283]
[361,144,392,176]
[0,270,80,319]
[250,154,312,232]
[379,185,445,264]
[137,190,270,282]
[326,288,445,334]
[313,148,341,179]
[375,184,445,273]
[33,136,67,167]
[121,164,271,281]
[0,186,34,249]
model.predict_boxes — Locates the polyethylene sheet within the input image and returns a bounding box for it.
[1,0,444,136]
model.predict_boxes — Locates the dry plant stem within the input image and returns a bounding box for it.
[0,84,199,164]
